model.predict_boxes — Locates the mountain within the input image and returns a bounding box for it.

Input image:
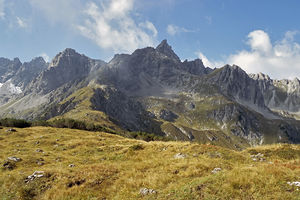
[0,40,299,149]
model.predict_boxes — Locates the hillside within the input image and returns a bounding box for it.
[0,127,299,199]
[0,40,300,148]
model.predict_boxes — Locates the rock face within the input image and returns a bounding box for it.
[26,48,104,94]
[90,86,163,133]
[0,57,22,83]
[0,40,299,148]
[208,65,266,109]
[95,40,210,96]
[0,57,47,104]
[251,73,300,113]
[159,109,178,122]
[182,59,213,75]
[156,39,180,61]
[12,57,48,89]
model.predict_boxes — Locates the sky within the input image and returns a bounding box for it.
[0,0,300,79]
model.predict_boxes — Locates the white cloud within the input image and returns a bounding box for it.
[247,30,272,54]
[16,16,27,28]
[27,0,158,53]
[0,0,5,19]
[197,30,300,79]
[196,51,224,69]
[39,53,50,63]
[77,0,158,53]
[140,21,158,37]
[166,24,192,36]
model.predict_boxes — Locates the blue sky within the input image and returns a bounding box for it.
[0,0,300,79]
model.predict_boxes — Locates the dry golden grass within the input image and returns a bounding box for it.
[0,127,299,199]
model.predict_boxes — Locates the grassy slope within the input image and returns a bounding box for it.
[53,85,122,132]
[0,127,299,200]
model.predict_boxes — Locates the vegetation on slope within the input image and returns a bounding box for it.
[56,84,122,132]
[0,127,299,199]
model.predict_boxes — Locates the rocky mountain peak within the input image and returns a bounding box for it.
[13,57,21,64]
[0,57,22,83]
[208,64,267,109]
[250,72,271,81]
[25,48,103,94]
[182,58,212,75]
[220,64,247,77]
[31,56,46,63]
[155,39,180,61]
[292,77,300,85]
[50,48,83,68]
[61,48,78,56]
[20,57,47,72]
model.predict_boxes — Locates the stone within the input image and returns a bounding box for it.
[287,182,300,187]
[69,164,75,167]
[25,171,44,183]
[174,153,187,159]
[5,128,16,132]
[36,149,44,153]
[250,153,265,162]
[8,156,22,162]
[211,168,222,174]
[140,188,157,195]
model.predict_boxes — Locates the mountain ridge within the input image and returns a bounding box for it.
[0,40,299,148]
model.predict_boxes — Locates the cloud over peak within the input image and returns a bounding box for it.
[166,24,193,36]
[77,0,158,53]
[198,30,300,79]
[247,30,272,54]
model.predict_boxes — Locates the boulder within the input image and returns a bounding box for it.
[174,153,187,159]
[211,168,222,174]
[140,188,157,195]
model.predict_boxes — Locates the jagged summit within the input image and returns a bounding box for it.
[0,57,21,64]
[182,58,212,75]
[61,48,79,55]
[155,39,180,61]
[250,72,271,81]
[50,48,83,68]
[30,56,46,63]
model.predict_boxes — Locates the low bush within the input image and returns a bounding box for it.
[0,118,169,141]
[128,131,170,142]
[0,118,31,128]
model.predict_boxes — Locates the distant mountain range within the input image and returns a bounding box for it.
[0,40,299,149]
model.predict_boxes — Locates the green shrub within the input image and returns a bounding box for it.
[0,118,31,128]
[47,118,117,134]
[128,131,170,142]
